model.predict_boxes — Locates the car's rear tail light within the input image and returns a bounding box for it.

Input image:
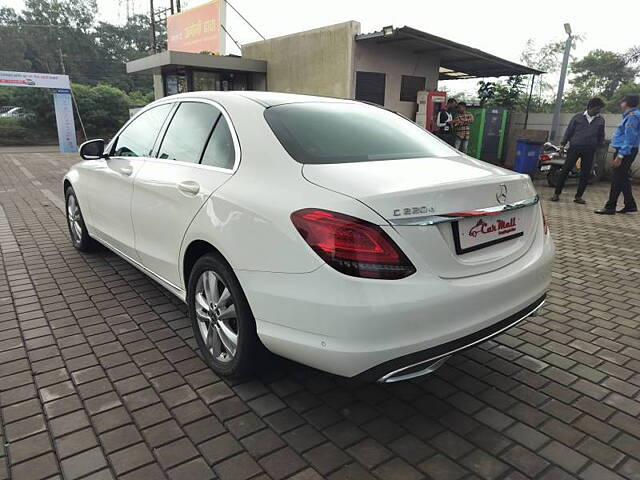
[291,209,416,279]
[539,154,551,162]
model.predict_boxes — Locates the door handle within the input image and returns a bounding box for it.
[118,166,133,176]
[177,181,200,195]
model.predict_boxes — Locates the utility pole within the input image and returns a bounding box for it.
[150,0,157,52]
[550,23,572,142]
[57,35,66,74]
[524,74,536,129]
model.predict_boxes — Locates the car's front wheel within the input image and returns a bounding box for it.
[188,253,259,378]
[65,186,95,251]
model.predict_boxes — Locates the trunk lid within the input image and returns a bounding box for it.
[302,156,540,278]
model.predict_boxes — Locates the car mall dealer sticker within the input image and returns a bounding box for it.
[456,213,524,252]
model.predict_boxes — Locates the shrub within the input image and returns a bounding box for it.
[73,83,131,137]
[0,117,57,145]
[0,82,153,145]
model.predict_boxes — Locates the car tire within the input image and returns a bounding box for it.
[65,186,96,252]
[188,253,259,378]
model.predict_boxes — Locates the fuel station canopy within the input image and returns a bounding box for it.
[356,26,544,80]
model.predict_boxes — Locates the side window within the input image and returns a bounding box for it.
[157,102,221,164]
[201,115,236,169]
[113,104,173,157]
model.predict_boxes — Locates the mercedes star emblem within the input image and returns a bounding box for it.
[496,184,508,204]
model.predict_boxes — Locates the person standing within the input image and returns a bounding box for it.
[452,102,474,153]
[436,98,457,146]
[595,94,640,214]
[550,97,606,204]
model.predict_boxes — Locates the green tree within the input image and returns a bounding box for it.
[0,118,32,145]
[0,1,161,144]
[10,0,100,80]
[477,81,495,106]
[126,90,155,107]
[21,0,96,31]
[0,7,31,71]
[477,76,526,108]
[72,83,131,136]
[4,83,136,138]
[11,86,56,130]
[520,36,583,109]
[0,87,16,108]
[570,49,638,99]
[605,82,640,113]
[2,0,154,93]
[627,45,640,65]
[19,1,74,72]
[94,14,160,92]
[561,88,600,113]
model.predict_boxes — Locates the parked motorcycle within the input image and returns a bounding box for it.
[538,142,604,188]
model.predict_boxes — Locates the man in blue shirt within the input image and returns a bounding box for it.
[595,94,640,214]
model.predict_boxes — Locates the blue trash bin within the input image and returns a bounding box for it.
[514,139,543,174]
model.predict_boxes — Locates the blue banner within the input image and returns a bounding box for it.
[52,90,78,153]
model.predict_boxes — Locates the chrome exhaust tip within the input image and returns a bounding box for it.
[528,305,545,317]
[378,355,450,383]
[374,297,546,383]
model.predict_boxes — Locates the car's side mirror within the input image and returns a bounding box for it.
[79,139,107,160]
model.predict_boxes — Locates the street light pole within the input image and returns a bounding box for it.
[550,23,572,142]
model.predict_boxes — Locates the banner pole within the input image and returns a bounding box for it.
[70,87,88,142]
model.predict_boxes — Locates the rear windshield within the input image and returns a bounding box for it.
[264,102,457,164]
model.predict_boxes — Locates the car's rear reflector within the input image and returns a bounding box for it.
[291,209,416,279]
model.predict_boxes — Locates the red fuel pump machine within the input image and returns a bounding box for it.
[415,91,447,132]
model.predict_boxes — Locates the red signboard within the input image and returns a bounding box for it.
[167,1,223,54]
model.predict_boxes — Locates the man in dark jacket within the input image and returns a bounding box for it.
[436,98,457,145]
[550,97,606,203]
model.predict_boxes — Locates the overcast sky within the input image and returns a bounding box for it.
[4,0,639,95]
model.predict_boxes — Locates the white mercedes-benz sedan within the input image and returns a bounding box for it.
[63,91,554,382]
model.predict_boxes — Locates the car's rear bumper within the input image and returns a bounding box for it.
[357,294,545,382]
[237,231,553,380]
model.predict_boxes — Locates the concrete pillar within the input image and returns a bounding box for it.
[252,73,266,91]
[153,74,165,99]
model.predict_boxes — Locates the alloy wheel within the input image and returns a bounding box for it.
[67,194,82,243]
[195,270,238,363]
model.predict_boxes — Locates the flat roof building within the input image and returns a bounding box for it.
[127,21,541,120]
[126,50,267,99]
[242,22,541,119]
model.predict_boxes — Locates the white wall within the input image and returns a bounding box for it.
[242,22,440,118]
[242,22,360,99]
[510,112,621,143]
[354,41,440,118]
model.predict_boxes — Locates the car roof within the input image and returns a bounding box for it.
[162,91,355,108]
[234,91,355,107]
